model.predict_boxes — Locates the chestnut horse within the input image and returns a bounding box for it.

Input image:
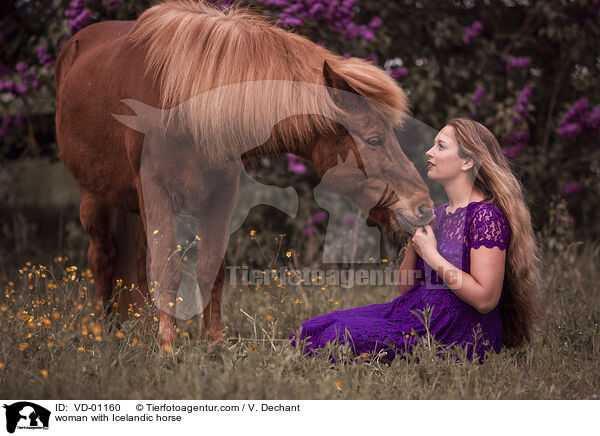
[55,0,433,348]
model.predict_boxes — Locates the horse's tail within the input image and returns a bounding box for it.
[109,209,149,321]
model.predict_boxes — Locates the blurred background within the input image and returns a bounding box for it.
[1,0,598,274]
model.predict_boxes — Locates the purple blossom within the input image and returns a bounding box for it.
[369,17,383,31]
[65,0,84,19]
[287,153,307,174]
[24,70,36,84]
[16,62,28,75]
[303,225,316,236]
[559,98,589,127]
[0,80,14,93]
[358,25,375,42]
[342,212,355,226]
[556,215,576,225]
[12,83,28,96]
[278,16,304,28]
[102,0,123,11]
[309,211,328,224]
[66,0,90,34]
[69,9,91,33]
[504,130,530,144]
[390,67,408,80]
[264,0,380,42]
[345,22,359,39]
[506,56,531,70]
[471,86,485,107]
[502,143,525,160]
[365,53,378,64]
[2,117,13,129]
[560,183,582,196]
[14,114,27,128]
[260,0,288,6]
[513,85,533,123]
[36,46,54,67]
[585,105,600,131]
[308,3,326,19]
[462,20,483,44]
[556,122,582,138]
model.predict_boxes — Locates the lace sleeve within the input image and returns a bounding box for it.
[469,204,511,251]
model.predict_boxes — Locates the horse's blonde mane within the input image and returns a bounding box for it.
[128,0,409,160]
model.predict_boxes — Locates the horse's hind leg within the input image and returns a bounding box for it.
[201,258,226,341]
[80,190,116,313]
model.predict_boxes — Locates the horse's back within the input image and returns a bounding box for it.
[55,21,135,94]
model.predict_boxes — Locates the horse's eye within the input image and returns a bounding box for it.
[366,136,383,147]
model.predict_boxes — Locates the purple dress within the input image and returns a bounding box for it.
[288,201,511,363]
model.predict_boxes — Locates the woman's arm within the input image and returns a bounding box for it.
[398,242,423,295]
[421,246,506,314]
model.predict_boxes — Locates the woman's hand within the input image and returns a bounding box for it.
[411,225,438,262]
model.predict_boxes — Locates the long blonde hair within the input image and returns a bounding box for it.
[446,117,542,348]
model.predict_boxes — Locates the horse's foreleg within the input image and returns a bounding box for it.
[142,194,182,349]
[80,190,116,313]
[196,177,240,342]
[136,222,149,302]
[201,259,226,341]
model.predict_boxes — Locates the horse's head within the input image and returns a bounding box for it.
[311,61,433,239]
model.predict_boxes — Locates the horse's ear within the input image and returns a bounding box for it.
[112,99,161,133]
[323,61,360,110]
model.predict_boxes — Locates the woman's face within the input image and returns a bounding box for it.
[425,125,468,182]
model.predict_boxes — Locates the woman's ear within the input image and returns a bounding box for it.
[461,157,476,171]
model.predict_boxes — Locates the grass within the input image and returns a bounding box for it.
[0,240,599,400]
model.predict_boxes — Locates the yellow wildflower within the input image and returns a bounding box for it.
[40,370,48,378]
[250,230,256,236]
[115,331,125,340]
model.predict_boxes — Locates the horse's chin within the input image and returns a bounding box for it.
[393,210,417,237]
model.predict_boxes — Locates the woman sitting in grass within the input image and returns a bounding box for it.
[289,117,542,363]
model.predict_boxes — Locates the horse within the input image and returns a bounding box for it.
[54,0,434,349]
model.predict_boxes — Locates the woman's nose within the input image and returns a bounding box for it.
[425,148,434,157]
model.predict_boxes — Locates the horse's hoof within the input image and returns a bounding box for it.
[158,328,178,353]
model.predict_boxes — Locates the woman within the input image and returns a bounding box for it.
[289,117,542,363]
